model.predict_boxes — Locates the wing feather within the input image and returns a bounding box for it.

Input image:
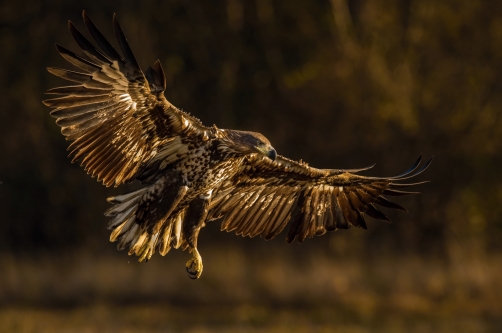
[298,187,315,242]
[332,188,350,229]
[365,204,390,222]
[45,12,210,186]
[324,187,335,231]
[264,191,299,239]
[56,44,101,72]
[247,193,281,237]
[262,193,294,240]
[68,20,112,65]
[47,67,93,83]
[112,13,141,70]
[314,186,328,236]
[374,196,408,211]
[210,154,432,243]
[83,11,125,63]
[239,189,272,236]
[233,187,266,235]
[47,86,113,96]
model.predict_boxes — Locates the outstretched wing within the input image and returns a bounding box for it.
[208,155,432,243]
[43,11,210,187]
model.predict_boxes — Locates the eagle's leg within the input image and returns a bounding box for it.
[183,192,211,279]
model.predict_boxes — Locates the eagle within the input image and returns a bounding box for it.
[44,12,432,279]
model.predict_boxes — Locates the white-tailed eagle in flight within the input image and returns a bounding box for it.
[44,11,432,279]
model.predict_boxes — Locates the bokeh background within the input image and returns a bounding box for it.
[1,0,501,332]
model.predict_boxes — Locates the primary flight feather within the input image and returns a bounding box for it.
[44,11,432,279]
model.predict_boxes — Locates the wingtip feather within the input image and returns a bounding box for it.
[112,13,140,70]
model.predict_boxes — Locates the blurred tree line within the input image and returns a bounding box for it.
[0,0,501,260]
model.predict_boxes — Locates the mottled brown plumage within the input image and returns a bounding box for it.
[44,11,432,279]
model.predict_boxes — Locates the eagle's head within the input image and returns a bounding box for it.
[220,130,277,161]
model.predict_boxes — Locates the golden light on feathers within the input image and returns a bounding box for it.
[44,11,432,279]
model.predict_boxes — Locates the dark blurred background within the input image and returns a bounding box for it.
[1,0,501,332]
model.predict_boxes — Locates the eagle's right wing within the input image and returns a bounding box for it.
[44,11,210,187]
[209,154,432,243]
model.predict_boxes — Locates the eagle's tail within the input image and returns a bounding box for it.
[105,183,189,262]
[105,187,148,254]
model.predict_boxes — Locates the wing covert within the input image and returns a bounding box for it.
[44,11,210,187]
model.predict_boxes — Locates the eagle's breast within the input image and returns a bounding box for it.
[172,139,244,194]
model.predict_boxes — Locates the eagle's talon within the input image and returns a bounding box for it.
[186,256,203,279]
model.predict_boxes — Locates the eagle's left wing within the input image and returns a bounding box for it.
[208,154,432,243]
[44,12,211,187]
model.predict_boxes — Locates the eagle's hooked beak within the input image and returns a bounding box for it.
[255,143,277,161]
[267,147,277,161]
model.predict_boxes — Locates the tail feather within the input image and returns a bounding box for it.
[105,184,190,262]
[158,217,174,256]
[117,223,139,250]
[138,233,160,262]
[171,211,184,249]
[157,212,182,256]
[105,188,147,217]
[107,204,137,230]
[107,187,148,204]
[105,186,152,258]
[110,214,136,242]
[128,233,147,256]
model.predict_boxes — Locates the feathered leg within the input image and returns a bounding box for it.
[183,192,211,279]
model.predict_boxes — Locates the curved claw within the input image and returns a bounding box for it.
[185,249,203,279]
